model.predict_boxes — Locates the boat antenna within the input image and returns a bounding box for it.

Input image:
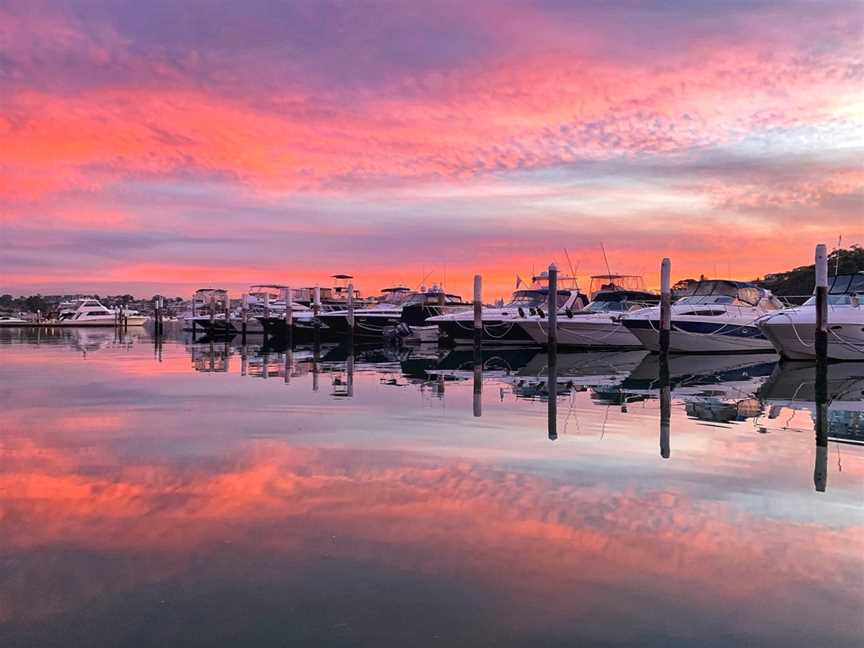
[417,269,435,290]
[600,243,613,278]
[836,234,842,276]
[563,248,578,283]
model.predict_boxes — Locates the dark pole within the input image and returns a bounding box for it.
[660,257,671,354]
[815,243,828,360]
[473,274,483,349]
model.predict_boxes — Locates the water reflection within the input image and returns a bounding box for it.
[1,329,862,647]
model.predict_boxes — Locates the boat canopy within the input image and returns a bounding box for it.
[678,280,767,306]
[589,275,646,297]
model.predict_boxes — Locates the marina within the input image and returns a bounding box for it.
[3,1,863,643]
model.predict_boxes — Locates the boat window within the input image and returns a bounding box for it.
[676,295,734,305]
[584,301,628,313]
[829,275,852,294]
[736,287,761,306]
[506,290,571,308]
[86,311,108,316]
[847,274,864,294]
[802,294,853,306]
[506,291,545,308]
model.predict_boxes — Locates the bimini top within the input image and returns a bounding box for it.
[589,274,646,296]
[676,280,768,307]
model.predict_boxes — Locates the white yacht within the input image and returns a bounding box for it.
[55,299,147,327]
[757,273,864,361]
[0,315,28,326]
[519,275,658,348]
[621,280,783,353]
[428,272,588,346]
[317,286,470,340]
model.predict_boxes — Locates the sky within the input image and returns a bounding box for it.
[0,0,862,299]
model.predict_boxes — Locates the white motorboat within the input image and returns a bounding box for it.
[318,286,471,340]
[621,280,783,353]
[519,278,658,348]
[757,273,864,361]
[428,271,588,346]
[54,299,147,327]
[0,315,28,326]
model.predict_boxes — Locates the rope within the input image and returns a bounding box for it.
[452,317,518,338]
[828,327,864,353]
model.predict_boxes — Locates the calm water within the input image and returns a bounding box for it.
[1,327,862,647]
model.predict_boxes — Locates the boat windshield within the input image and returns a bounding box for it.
[505,290,571,309]
[583,301,630,313]
[802,294,856,306]
[686,280,764,306]
[676,295,736,305]
[828,273,864,295]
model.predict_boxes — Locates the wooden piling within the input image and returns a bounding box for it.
[815,243,828,360]
[347,283,355,341]
[209,293,216,332]
[660,258,671,354]
[284,286,293,346]
[241,293,249,340]
[547,263,558,348]
[313,286,321,317]
[473,274,483,347]
[223,290,230,336]
[191,293,197,336]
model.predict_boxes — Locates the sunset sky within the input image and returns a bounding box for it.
[1,0,862,299]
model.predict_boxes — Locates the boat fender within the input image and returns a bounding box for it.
[529,308,535,316]
[565,308,573,318]
[536,307,545,318]
[517,307,525,318]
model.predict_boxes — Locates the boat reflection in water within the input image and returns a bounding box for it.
[622,353,778,425]
[761,361,864,492]
[3,328,862,647]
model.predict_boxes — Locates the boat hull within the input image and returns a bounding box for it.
[623,319,776,353]
[521,317,643,348]
[436,318,536,346]
[759,320,864,361]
